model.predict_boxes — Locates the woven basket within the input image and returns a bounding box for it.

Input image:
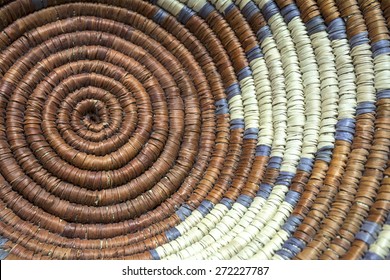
[0,0,389,260]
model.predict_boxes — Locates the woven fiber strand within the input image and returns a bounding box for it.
[0,0,389,260]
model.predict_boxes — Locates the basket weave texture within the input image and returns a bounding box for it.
[0,0,390,260]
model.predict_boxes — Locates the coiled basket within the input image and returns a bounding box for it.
[0,0,390,260]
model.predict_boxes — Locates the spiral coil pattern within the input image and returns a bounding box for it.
[0,0,389,260]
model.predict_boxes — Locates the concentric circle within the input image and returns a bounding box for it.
[0,0,389,260]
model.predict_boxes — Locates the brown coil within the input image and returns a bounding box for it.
[0,0,389,260]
